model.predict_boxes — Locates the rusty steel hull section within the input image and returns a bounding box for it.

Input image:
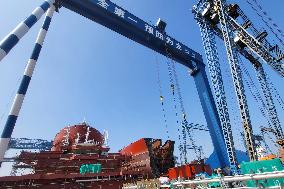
[120,138,175,178]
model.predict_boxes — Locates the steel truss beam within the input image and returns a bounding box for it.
[193,8,237,171]
[230,18,284,77]
[214,0,257,161]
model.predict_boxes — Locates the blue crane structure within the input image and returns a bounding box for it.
[193,0,284,173]
[0,0,232,168]
[9,138,52,151]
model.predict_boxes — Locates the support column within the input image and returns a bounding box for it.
[195,13,237,172]
[0,0,55,62]
[193,63,230,168]
[0,5,55,163]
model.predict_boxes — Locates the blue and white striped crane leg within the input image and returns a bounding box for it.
[0,0,55,62]
[0,5,55,163]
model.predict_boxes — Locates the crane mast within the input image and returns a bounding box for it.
[195,0,257,161]
[217,3,284,140]
[214,0,257,161]
[193,5,237,171]
[194,0,284,163]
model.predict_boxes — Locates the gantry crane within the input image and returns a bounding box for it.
[193,0,284,168]
[0,0,231,169]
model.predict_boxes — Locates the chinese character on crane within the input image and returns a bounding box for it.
[166,37,174,46]
[145,24,154,35]
[156,30,164,40]
[97,0,109,9]
[176,43,182,51]
[114,7,125,18]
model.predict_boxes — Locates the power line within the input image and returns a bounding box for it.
[239,57,273,128]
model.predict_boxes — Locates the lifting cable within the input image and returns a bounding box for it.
[260,132,273,154]
[165,51,186,164]
[155,54,170,140]
[239,58,273,128]
[167,61,185,164]
[185,125,200,161]
[266,74,284,112]
[246,0,284,47]
[168,57,189,163]
[166,49,200,163]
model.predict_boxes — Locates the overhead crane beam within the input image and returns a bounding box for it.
[58,0,202,70]
[0,0,231,168]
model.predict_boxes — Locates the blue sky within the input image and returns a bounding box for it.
[0,0,283,171]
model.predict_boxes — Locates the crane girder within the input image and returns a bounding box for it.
[59,0,202,71]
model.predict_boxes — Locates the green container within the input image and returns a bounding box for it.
[80,163,102,174]
[240,158,284,187]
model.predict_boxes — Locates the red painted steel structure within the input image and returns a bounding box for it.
[168,160,212,180]
[120,138,175,178]
[0,123,175,188]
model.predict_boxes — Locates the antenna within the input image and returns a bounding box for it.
[82,117,87,125]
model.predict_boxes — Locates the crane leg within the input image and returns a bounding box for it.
[0,0,55,62]
[0,6,55,164]
[195,13,237,173]
[214,0,257,161]
[192,63,230,168]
